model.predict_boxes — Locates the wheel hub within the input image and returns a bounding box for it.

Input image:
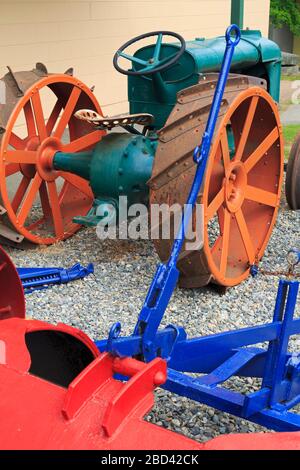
[19,136,40,178]
[224,162,247,213]
[36,137,62,182]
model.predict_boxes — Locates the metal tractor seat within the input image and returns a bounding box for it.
[74,109,154,130]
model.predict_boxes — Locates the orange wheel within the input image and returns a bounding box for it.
[204,87,283,286]
[0,72,104,244]
[150,78,284,288]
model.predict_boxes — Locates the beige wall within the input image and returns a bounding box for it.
[0,0,270,115]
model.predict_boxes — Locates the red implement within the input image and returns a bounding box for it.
[0,317,201,450]
[0,246,300,450]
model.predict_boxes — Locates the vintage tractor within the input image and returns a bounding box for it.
[0,29,284,288]
[1,27,300,450]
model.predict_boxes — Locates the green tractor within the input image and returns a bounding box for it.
[0,29,285,287]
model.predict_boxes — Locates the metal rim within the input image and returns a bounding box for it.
[0,245,25,319]
[285,131,300,210]
[0,74,104,244]
[203,87,283,286]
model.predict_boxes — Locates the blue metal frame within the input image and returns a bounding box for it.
[95,26,300,433]
[18,263,94,294]
[97,279,300,432]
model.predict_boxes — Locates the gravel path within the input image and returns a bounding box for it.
[6,202,300,444]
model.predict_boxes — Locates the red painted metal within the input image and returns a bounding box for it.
[1,315,300,449]
[0,247,299,450]
[0,245,25,320]
[0,316,200,450]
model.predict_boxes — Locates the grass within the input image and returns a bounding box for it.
[281,74,300,81]
[283,124,299,159]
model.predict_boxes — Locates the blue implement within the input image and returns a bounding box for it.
[18,263,94,294]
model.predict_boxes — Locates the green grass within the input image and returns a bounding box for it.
[281,74,300,81]
[283,124,299,159]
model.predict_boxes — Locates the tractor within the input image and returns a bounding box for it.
[0,29,289,288]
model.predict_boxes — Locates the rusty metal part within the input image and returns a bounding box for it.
[286,131,300,210]
[259,270,300,278]
[6,66,24,97]
[149,73,284,288]
[75,109,154,130]
[0,64,104,245]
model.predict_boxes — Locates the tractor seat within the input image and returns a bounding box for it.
[74,109,154,130]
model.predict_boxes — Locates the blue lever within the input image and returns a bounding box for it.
[107,25,241,361]
[17,263,94,294]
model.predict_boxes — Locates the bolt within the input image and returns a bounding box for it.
[229,173,236,181]
[154,371,166,386]
[118,168,123,175]
[123,150,128,158]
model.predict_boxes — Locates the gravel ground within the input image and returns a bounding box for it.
[6,202,300,444]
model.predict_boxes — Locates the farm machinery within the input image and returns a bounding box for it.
[286,132,300,210]
[1,27,300,450]
[0,26,288,289]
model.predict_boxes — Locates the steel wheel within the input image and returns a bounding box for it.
[203,87,283,286]
[150,77,283,288]
[0,71,104,244]
[286,132,300,210]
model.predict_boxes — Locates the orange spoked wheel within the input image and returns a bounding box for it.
[0,68,104,245]
[150,77,284,288]
[203,87,283,286]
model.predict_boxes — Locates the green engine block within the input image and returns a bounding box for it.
[53,133,157,226]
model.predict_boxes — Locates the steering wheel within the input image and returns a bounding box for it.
[113,31,186,76]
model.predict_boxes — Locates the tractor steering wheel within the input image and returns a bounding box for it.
[113,31,186,76]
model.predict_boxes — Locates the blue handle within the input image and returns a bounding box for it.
[226,24,241,46]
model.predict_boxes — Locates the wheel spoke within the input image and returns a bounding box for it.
[54,86,82,140]
[153,33,163,62]
[235,208,255,263]
[220,208,231,276]
[39,181,52,218]
[31,91,47,141]
[11,176,30,212]
[244,127,279,174]
[9,133,24,150]
[119,51,148,66]
[235,96,259,162]
[46,99,63,136]
[47,181,64,238]
[220,132,231,169]
[5,163,20,177]
[5,150,37,164]
[17,173,42,225]
[63,130,101,153]
[245,185,278,207]
[62,173,93,198]
[23,101,36,137]
[207,186,225,220]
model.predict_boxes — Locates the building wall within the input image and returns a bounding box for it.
[0,0,271,115]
